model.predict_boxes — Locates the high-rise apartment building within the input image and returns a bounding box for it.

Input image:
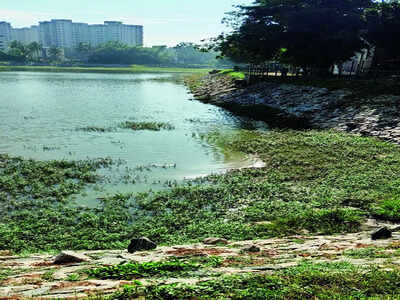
[11,26,39,45]
[1,19,144,50]
[0,22,11,51]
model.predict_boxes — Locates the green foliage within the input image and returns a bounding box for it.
[120,121,175,131]
[109,262,400,299]
[343,247,399,259]
[371,198,400,221]
[86,41,230,68]
[87,257,222,280]
[218,69,245,79]
[66,273,81,281]
[41,269,56,281]
[213,0,375,69]
[5,41,43,62]
[365,1,400,68]
[2,130,400,253]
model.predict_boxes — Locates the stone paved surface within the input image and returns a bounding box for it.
[1,219,400,299]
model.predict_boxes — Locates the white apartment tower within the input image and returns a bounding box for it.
[0,22,11,51]
[1,19,144,50]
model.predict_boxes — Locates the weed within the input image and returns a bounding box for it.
[107,261,400,299]
[120,121,175,131]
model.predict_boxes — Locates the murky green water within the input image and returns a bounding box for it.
[0,72,266,205]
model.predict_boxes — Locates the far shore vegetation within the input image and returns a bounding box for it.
[0,64,212,74]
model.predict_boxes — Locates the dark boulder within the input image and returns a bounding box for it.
[128,237,157,253]
[371,227,392,240]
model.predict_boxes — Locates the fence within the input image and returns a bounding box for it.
[242,63,400,83]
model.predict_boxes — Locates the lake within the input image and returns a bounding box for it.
[0,71,266,205]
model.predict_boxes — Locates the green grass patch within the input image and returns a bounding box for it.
[111,261,400,299]
[87,256,222,280]
[218,69,246,79]
[120,121,175,131]
[344,247,400,259]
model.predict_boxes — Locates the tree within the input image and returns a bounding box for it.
[365,1,400,68]
[48,46,62,61]
[27,42,42,61]
[213,0,373,72]
[7,41,29,61]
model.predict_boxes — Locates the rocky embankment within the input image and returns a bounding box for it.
[188,74,400,144]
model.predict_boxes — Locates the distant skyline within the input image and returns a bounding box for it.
[0,0,253,46]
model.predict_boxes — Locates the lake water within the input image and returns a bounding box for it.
[0,72,266,204]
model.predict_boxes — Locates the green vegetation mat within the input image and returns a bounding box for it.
[87,256,222,280]
[108,261,400,299]
[1,130,400,253]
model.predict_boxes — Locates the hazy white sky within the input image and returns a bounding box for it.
[0,0,253,46]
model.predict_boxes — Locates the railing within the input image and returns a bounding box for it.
[242,63,400,83]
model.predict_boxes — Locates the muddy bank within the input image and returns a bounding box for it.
[187,74,400,144]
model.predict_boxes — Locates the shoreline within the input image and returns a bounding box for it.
[187,73,400,144]
[0,65,212,74]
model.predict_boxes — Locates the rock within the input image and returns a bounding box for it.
[203,237,229,245]
[241,245,261,253]
[0,250,12,256]
[128,237,157,253]
[371,227,392,240]
[54,251,90,264]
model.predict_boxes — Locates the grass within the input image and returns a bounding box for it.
[108,261,400,299]
[0,65,211,74]
[120,121,175,131]
[218,69,246,79]
[2,130,400,253]
[87,256,222,280]
[343,247,400,259]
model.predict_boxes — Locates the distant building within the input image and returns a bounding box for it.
[0,21,11,51]
[1,19,143,50]
[88,24,106,47]
[11,26,39,45]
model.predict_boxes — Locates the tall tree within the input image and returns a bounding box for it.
[48,46,62,61]
[213,0,373,71]
[365,1,400,68]
[27,42,42,61]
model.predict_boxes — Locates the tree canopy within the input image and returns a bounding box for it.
[86,42,231,67]
[212,0,399,69]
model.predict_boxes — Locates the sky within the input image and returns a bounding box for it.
[0,0,253,46]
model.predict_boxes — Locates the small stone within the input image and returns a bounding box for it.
[241,245,261,253]
[0,250,12,256]
[54,251,90,264]
[203,237,229,245]
[128,237,157,253]
[371,227,392,240]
